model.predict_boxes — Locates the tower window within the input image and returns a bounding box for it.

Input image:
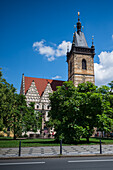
[82,59,87,70]
[70,61,72,73]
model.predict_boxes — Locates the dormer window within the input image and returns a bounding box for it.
[82,59,87,70]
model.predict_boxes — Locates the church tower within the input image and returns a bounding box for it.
[67,12,95,87]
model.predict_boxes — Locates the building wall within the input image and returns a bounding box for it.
[23,81,52,136]
[68,53,95,86]
[25,81,40,106]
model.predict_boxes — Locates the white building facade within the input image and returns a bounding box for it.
[20,74,64,137]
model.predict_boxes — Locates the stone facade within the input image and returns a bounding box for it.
[68,53,95,87]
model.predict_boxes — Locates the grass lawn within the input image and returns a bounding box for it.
[0,137,113,148]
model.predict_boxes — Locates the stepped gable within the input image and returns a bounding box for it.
[25,76,64,96]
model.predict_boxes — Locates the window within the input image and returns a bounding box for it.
[47,105,50,109]
[37,105,39,109]
[82,59,87,70]
[70,61,72,73]
[42,104,44,110]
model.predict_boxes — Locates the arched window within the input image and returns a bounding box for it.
[82,59,87,70]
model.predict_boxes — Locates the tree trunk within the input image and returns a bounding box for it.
[102,131,103,138]
[86,136,89,143]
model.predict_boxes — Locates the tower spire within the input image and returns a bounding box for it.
[77,11,81,34]
[91,36,95,54]
[92,36,94,46]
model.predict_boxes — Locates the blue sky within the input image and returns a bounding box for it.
[1,0,113,93]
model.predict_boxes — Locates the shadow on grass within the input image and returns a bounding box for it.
[0,137,112,145]
[0,138,27,141]
[22,139,100,145]
[23,140,59,145]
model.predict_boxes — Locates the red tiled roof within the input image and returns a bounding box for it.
[25,76,64,96]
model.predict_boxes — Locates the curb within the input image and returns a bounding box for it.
[0,154,113,160]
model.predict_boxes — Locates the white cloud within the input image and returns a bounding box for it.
[39,46,55,57]
[33,40,55,58]
[112,35,113,40]
[94,51,113,86]
[56,41,72,57]
[33,40,72,61]
[33,39,45,48]
[52,75,62,80]
[48,56,55,61]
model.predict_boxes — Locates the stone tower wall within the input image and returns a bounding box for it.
[68,53,95,86]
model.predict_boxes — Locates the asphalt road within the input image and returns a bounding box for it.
[0,156,113,170]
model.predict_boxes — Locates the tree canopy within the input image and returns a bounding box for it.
[48,81,113,143]
[0,69,41,139]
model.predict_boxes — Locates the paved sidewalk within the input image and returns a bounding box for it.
[0,145,113,158]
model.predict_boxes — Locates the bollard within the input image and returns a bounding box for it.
[19,141,21,156]
[60,139,62,155]
[100,139,102,154]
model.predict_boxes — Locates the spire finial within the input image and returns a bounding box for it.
[74,25,76,31]
[82,26,84,31]
[78,12,80,21]
[77,12,81,33]
[92,35,94,45]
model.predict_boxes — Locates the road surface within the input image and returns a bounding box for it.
[0,156,113,170]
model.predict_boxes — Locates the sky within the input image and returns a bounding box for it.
[1,0,113,93]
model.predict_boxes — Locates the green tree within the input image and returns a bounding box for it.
[0,69,41,139]
[48,81,84,143]
[49,81,103,143]
[108,81,113,93]
[0,68,16,131]
[23,102,42,136]
[77,82,103,142]
[48,81,113,143]
[96,84,113,135]
[97,113,113,137]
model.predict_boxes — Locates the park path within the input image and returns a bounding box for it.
[0,145,113,158]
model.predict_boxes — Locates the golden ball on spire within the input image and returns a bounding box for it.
[78,12,80,16]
